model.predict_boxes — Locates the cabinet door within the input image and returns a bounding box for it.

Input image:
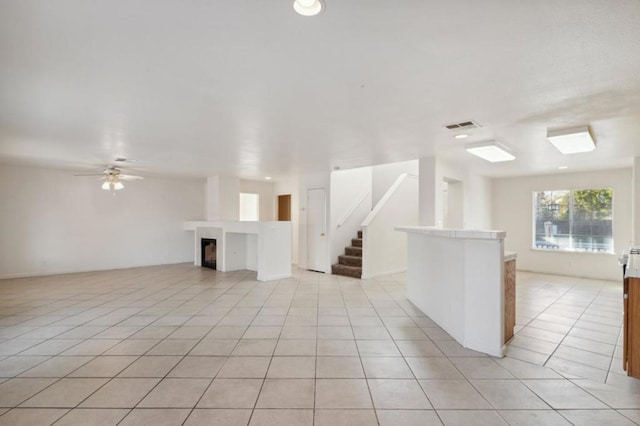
[629,278,640,378]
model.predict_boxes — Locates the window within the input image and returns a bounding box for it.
[533,188,613,253]
[239,193,259,221]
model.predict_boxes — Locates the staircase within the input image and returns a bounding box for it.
[331,230,363,278]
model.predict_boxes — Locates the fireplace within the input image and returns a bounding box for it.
[201,238,217,269]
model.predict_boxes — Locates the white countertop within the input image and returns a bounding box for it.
[183,220,288,233]
[626,253,640,278]
[395,226,507,240]
[504,251,517,262]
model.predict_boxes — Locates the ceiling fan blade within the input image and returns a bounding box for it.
[119,174,144,180]
[74,173,106,177]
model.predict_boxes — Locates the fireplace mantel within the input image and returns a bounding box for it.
[184,221,292,281]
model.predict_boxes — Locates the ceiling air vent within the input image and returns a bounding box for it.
[445,120,481,130]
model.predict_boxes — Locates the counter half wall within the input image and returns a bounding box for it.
[396,226,513,357]
[184,221,292,282]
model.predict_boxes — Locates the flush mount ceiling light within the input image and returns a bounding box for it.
[466,141,516,163]
[546,126,595,154]
[293,0,323,16]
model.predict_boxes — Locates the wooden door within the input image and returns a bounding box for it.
[278,194,291,221]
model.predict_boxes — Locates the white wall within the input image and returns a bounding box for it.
[206,175,239,221]
[0,164,204,278]
[492,168,632,281]
[274,176,299,265]
[419,157,437,226]
[465,172,493,230]
[372,160,419,206]
[419,156,492,230]
[330,167,373,265]
[435,158,493,230]
[239,179,275,221]
[362,174,419,278]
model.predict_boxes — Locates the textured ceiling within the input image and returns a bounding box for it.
[0,0,639,180]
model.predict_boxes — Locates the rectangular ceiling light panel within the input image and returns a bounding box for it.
[546,127,595,154]
[465,141,516,163]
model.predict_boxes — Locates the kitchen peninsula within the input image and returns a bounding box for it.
[396,226,515,357]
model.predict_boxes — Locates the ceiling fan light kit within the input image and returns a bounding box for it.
[102,179,124,191]
[76,166,143,193]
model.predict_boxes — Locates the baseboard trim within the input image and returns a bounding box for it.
[0,260,194,280]
[361,268,407,280]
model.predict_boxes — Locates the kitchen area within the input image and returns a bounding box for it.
[398,224,639,388]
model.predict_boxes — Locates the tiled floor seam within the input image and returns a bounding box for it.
[360,277,448,425]
[542,285,620,381]
[243,273,296,426]
[117,270,250,424]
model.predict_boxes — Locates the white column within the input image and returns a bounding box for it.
[418,157,437,226]
[634,157,640,245]
[206,176,240,221]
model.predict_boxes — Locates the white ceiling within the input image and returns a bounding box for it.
[1,0,639,180]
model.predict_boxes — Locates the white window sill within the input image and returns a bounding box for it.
[531,247,615,255]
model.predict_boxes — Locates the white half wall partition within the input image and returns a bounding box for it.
[361,173,419,279]
[185,221,291,281]
[396,226,507,357]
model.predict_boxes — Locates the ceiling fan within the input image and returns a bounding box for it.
[75,166,144,191]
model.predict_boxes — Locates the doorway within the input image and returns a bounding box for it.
[278,194,291,221]
[443,178,463,229]
[239,193,259,221]
[307,188,327,272]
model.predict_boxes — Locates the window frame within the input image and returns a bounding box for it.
[531,187,614,254]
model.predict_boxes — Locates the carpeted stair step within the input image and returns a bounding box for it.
[345,246,362,257]
[357,230,363,238]
[339,255,362,267]
[331,264,362,278]
[351,238,363,247]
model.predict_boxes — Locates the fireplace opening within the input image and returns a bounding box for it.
[201,238,217,269]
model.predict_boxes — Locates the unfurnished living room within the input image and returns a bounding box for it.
[1,1,640,425]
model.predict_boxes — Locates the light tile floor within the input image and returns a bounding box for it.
[0,264,637,425]
[507,271,640,392]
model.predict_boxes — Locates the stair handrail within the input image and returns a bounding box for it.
[361,173,418,227]
[337,191,370,228]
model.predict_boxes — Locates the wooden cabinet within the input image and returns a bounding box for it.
[624,277,640,378]
[504,259,516,343]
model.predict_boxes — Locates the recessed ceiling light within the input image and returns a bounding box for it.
[465,141,516,163]
[293,0,323,16]
[558,166,569,170]
[547,126,595,154]
[264,176,272,180]
[454,134,469,139]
